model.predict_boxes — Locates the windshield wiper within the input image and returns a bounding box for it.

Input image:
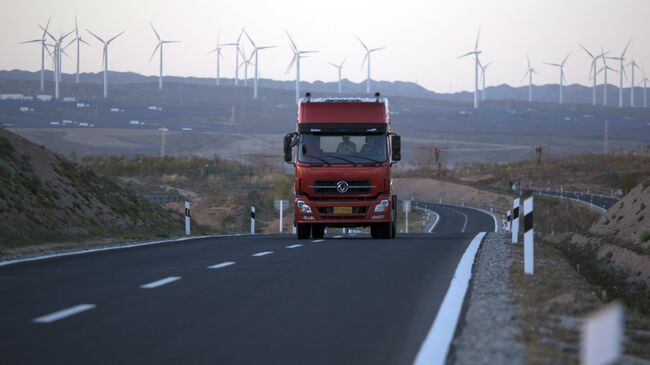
[323,154,356,164]
[350,155,383,164]
[302,154,331,165]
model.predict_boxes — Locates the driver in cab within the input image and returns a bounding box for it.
[336,135,357,154]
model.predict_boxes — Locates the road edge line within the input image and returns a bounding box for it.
[412,231,487,365]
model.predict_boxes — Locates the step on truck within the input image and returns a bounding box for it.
[283,93,401,239]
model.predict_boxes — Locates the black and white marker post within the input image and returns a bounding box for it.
[512,198,520,243]
[250,206,256,235]
[184,201,191,236]
[506,210,512,232]
[524,197,534,274]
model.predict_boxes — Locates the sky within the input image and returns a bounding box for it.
[1,0,649,93]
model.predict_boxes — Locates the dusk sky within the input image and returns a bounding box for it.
[2,0,648,92]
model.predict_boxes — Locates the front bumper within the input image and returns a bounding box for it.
[294,195,393,227]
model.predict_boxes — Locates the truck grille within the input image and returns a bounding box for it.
[317,207,368,214]
[312,180,373,194]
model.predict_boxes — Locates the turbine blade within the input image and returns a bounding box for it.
[474,26,481,51]
[579,43,594,59]
[527,53,531,69]
[521,70,530,83]
[561,51,572,66]
[356,36,368,51]
[370,47,386,52]
[80,38,92,47]
[244,29,255,48]
[21,39,42,44]
[41,17,51,39]
[621,39,631,58]
[149,43,161,62]
[285,31,298,53]
[457,51,475,59]
[341,57,347,67]
[40,25,56,41]
[150,23,161,42]
[86,29,105,43]
[107,31,125,44]
[286,55,297,74]
[361,52,368,70]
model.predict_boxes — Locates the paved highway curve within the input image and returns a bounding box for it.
[0,202,496,365]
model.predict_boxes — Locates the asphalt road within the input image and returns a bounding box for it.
[537,190,618,211]
[0,202,495,365]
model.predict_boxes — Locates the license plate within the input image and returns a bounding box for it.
[333,207,353,214]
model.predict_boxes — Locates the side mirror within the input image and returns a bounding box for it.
[391,134,401,162]
[283,133,295,163]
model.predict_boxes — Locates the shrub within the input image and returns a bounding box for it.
[641,231,650,243]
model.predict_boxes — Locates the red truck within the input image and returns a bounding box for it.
[283,93,401,239]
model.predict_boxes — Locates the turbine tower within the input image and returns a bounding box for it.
[627,59,640,107]
[580,44,606,106]
[286,31,317,104]
[544,51,571,104]
[522,54,537,102]
[238,46,252,87]
[479,60,493,101]
[86,29,125,98]
[457,27,482,109]
[209,32,224,86]
[72,17,92,84]
[243,30,276,99]
[607,40,631,108]
[599,47,616,106]
[21,18,51,92]
[642,67,648,109]
[149,23,180,90]
[224,28,245,86]
[356,36,385,94]
[328,59,346,93]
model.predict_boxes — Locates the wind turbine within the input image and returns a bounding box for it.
[580,44,607,106]
[71,17,92,84]
[357,36,385,94]
[286,31,317,104]
[41,28,74,99]
[642,67,648,109]
[457,27,482,109]
[209,32,224,86]
[238,46,253,87]
[328,59,346,93]
[86,29,125,98]
[544,51,571,104]
[149,23,179,90]
[607,40,631,108]
[224,28,245,86]
[21,18,51,92]
[243,30,276,99]
[522,54,537,102]
[627,59,641,107]
[479,60,493,101]
[599,47,617,106]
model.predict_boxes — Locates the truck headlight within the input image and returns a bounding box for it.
[297,200,312,214]
[374,199,390,213]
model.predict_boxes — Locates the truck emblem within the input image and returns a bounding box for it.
[336,181,349,193]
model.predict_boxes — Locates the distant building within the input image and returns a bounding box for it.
[1,94,25,101]
[19,107,30,112]
[62,97,76,102]
[36,95,53,101]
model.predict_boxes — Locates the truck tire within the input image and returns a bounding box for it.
[312,224,325,239]
[297,224,311,239]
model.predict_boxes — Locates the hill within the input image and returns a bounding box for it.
[0,128,183,255]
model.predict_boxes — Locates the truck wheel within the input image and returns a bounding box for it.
[312,225,325,239]
[297,224,311,239]
[370,224,379,238]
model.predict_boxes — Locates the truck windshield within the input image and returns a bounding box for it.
[298,133,387,164]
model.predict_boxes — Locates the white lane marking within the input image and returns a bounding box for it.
[207,261,235,269]
[140,276,181,289]
[332,235,343,239]
[312,239,324,243]
[457,210,469,233]
[252,251,274,257]
[412,232,487,365]
[0,233,273,268]
[286,244,303,249]
[33,304,96,324]
[435,202,499,233]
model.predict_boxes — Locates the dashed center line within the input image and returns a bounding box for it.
[252,251,274,257]
[286,244,302,249]
[207,261,236,269]
[140,276,181,289]
[312,239,324,243]
[33,304,96,324]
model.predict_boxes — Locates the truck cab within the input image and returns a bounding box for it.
[283,93,401,239]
